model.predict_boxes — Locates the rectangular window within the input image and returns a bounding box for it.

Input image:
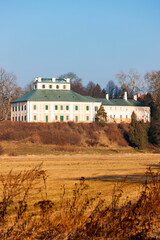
[56,85,59,89]
[86,116,89,121]
[19,106,20,111]
[13,117,14,121]
[22,105,23,111]
[34,115,36,120]
[55,115,58,120]
[110,115,112,118]
[34,105,36,110]
[95,106,98,111]
[75,106,78,111]
[60,116,64,122]
[63,85,66,89]
[55,105,58,110]
[114,115,115,118]
[12,107,14,112]
[66,105,69,111]
[24,105,26,110]
[15,106,17,111]
[66,116,69,121]
[18,116,20,121]
[60,105,63,110]
[45,105,48,110]
[49,85,52,89]
[25,116,26,121]
[42,84,45,88]
[45,115,48,122]
[75,116,78,122]
[86,106,89,111]
[126,115,128,119]
[120,115,122,119]
[15,117,17,121]
[22,116,23,121]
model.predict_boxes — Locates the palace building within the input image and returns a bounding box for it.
[11,77,150,123]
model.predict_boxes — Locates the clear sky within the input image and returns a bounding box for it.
[0,0,160,88]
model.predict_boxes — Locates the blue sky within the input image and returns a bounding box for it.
[0,0,160,88]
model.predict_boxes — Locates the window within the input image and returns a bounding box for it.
[86,106,89,111]
[110,115,112,118]
[63,85,66,89]
[13,117,14,121]
[34,105,36,110]
[22,105,23,111]
[42,84,45,88]
[55,116,58,121]
[49,85,52,89]
[12,107,14,112]
[24,105,26,110]
[34,84,37,89]
[60,105,63,110]
[86,116,89,121]
[19,106,20,111]
[75,106,78,111]
[75,116,78,122]
[66,105,69,111]
[55,105,58,110]
[34,115,36,120]
[126,115,128,119]
[22,116,23,121]
[114,115,115,118]
[15,106,17,111]
[18,116,20,121]
[56,85,59,89]
[15,117,17,121]
[120,115,122,119]
[95,106,98,111]
[25,116,26,121]
[45,115,48,122]
[66,116,69,121]
[45,105,48,110]
[60,116,64,122]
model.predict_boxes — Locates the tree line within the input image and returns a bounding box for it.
[0,68,159,147]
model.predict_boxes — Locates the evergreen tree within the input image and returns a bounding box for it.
[129,112,148,149]
[95,105,107,125]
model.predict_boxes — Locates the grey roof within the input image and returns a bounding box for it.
[11,90,96,103]
[11,90,149,107]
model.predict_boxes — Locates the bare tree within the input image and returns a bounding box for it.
[0,68,21,121]
[116,69,141,97]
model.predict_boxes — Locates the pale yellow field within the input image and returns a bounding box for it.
[0,153,159,203]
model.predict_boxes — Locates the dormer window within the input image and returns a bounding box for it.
[42,84,45,89]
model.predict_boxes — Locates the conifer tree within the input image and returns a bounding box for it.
[95,105,107,125]
[129,112,148,149]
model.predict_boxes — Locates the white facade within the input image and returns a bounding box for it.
[11,77,150,123]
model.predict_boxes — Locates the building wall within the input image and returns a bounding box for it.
[11,101,100,123]
[103,105,150,123]
[11,101,150,123]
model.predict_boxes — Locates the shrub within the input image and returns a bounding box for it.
[0,145,4,155]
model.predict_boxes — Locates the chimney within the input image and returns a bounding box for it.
[106,94,109,100]
[133,95,137,101]
[123,92,127,100]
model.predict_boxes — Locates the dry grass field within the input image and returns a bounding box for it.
[0,153,159,204]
